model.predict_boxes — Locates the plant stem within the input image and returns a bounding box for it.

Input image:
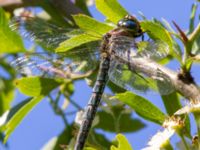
[48,95,69,127]
[63,92,82,110]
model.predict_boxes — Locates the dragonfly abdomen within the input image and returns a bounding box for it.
[74,56,110,150]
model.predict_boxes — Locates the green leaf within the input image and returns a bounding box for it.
[161,92,181,116]
[0,79,15,116]
[95,0,128,23]
[15,77,61,96]
[86,130,111,149]
[188,4,197,34]
[84,148,96,150]
[161,18,176,33]
[56,34,100,52]
[0,132,4,143]
[75,0,91,16]
[3,96,44,143]
[114,92,166,124]
[0,8,25,53]
[107,81,126,93]
[0,59,16,78]
[110,134,132,150]
[95,105,145,133]
[0,98,31,127]
[73,14,113,36]
[41,125,74,150]
[140,21,173,52]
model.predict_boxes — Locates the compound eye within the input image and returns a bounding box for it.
[117,19,139,31]
[124,20,138,30]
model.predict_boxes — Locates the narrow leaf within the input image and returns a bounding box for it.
[3,96,44,143]
[161,92,181,116]
[95,0,128,23]
[0,98,31,127]
[111,134,132,150]
[73,14,113,36]
[56,34,100,52]
[0,8,25,53]
[75,0,91,16]
[114,92,166,124]
[188,4,197,34]
[15,77,61,96]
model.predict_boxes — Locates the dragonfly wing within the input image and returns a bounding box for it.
[11,51,99,79]
[111,35,170,61]
[10,16,84,50]
[108,60,174,95]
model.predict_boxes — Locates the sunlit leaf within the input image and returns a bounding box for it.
[114,92,166,124]
[0,98,31,128]
[14,77,61,96]
[0,8,25,53]
[73,14,113,36]
[95,0,128,23]
[3,96,44,143]
[110,134,132,150]
[84,147,96,150]
[56,34,100,52]
[140,21,173,52]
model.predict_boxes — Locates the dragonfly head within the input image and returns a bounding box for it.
[117,15,143,37]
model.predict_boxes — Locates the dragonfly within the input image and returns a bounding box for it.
[10,14,173,149]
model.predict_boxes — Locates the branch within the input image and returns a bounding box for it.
[0,0,22,7]
[117,55,200,101]
[1,0,83,20]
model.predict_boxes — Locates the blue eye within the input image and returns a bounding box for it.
[117,16,143,37]
[117,19,138,30]
[124,20,137,29]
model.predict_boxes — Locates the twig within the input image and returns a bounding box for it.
[1,0,83,21]
[62,91,82,110]
[48,94,69,127]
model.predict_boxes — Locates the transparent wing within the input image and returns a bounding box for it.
[11,50,100,79]
[9,16,84,50]
[108,60,174,95]
[110,35,170,61]
[108,36,174,95]
[10,16,101,79]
